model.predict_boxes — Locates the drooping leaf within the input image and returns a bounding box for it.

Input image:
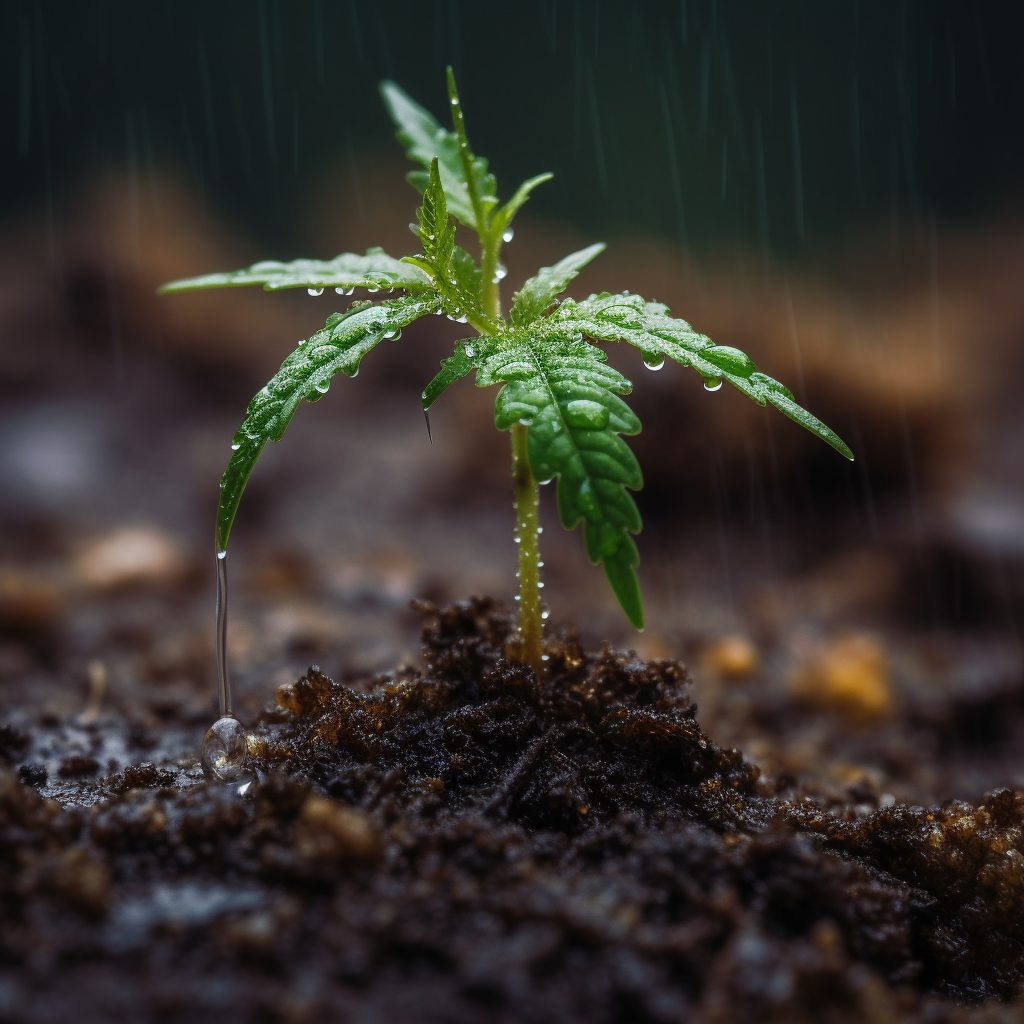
[553,293,855,461]
[158,248,431,294]
[216,293,439,550]
[421,337,491,410]
[509,243,606,327]
[380,78,497,231]
[473,331,645,628]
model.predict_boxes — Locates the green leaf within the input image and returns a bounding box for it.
[404,159,491,330]
[421,337,491,410]
[490,173,554,243]
[216,293,439,550]
[158,248,431,294]
[510,243,606,327]
[475,331,645,629]
[554,293,854,461]
[380,78,496,231]
[415,158,455,271]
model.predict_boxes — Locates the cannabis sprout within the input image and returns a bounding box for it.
[161,69,852,676]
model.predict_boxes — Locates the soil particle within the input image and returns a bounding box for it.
[2,599,1024,1023]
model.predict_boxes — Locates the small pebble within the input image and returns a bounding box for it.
[73,526,183,590]
[703,634,760,678]
[789,633,893,721]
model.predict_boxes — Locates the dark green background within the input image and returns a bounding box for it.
[5,1,1022,253]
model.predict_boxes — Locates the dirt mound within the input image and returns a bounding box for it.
[2,599,1024,1023]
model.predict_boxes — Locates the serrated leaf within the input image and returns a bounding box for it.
[406,160,490,329]
[553,293,854,461]
[380,78,496,231]
[416,158,455,271]
[158,248,431,295]
[216,293,438,550]
[476,331,644,628]
[510,243,606,327]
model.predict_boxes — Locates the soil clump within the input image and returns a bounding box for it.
[3,598,1024,1023]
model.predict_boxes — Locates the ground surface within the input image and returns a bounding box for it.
[2,180,1024,1021]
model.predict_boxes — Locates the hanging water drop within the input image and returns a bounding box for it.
[314,379,330,394]
[367,284,379,293]
[230,442,241,451]
[201,714,248,781]
[493,263,507,281]
[703,377,723,392]
[643,354,666,371]
[335,287,345,294]
[307,287,324,296]
[203,550,255,794]
[456,314,468,324]
[502,227,514,243]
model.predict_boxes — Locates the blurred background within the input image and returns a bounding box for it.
[2,0,1024,804]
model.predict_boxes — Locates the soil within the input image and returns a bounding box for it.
[0,599,1023,1024]
[3,176,1024,1023]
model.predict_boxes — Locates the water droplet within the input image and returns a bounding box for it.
[564,399,609,429]
[308,287,324,296]
[493,263,507,281]
[230,442,241,451]
[643,355,666,371]
[344,287,355,296]
[201,715,249,782]
[538,582,545,588]
[456,315,468,324]
[514,536,521,544]
[383,329,401,341]
[465,344,475,357]
[704,345,756,378]
[541,610,550,620]
[502,228,514,243]
[367,284,379,294]
[335,287,345,294]
[537,527,543,534]
[433,309,443,315]
[314,379,330,394]
[703,377,723,392]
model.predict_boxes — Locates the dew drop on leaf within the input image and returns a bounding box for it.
[308,287,324,296]
[493,263,507,281]
[703,377,723,392]
[643,355,666,371]
[502,228,514,243]
[230,442,241,451]
[465,344,475,357]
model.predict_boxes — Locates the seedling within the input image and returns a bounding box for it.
[162,70,851,678]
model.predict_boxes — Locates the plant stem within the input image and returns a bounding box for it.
[475,219,543,674]
[511,422,544,675]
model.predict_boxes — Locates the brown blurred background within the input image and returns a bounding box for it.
[2,0,1024,802]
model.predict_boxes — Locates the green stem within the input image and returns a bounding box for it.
[511,422,544,675]
[475,211,542,674]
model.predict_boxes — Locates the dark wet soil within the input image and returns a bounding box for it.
[3,598,1024,1024]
